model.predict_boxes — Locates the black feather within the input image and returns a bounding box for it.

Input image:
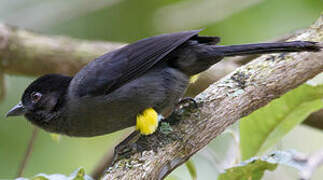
[72,30,202,97]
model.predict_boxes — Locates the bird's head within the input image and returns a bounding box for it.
[6,74,72,128]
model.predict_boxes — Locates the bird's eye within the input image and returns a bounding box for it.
[30,92,42,103]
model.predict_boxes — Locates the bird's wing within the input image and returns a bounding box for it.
[72,30,202,97]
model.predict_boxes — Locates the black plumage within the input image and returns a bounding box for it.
[72,30,202,97]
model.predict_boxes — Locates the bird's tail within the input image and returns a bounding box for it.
[212,41,321,57]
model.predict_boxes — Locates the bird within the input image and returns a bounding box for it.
[6,30,321,137]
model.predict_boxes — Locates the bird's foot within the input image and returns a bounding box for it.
[177,97,198,110]
[165,97,199,125]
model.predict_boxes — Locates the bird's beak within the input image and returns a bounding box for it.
[6,102,26,117]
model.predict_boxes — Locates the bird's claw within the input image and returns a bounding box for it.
[165,97,199,125]
[177,97,198,111]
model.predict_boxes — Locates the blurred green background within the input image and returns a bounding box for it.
[0,0,322,179]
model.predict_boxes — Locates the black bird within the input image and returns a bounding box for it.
[6,30,321,137]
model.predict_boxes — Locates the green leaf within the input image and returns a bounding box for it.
[218,150,309,180]
[240,84,323,160]
[72,168,86,180]
[218,155,277,180]
[21,168,93,180]
[185,159,197,180]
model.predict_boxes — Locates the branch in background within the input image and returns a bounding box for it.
[0,22,306,79]
[304,109,323,130]
[102,15,323,179]
[0,23,123,76]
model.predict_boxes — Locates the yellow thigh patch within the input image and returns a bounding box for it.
[136,108,158,135]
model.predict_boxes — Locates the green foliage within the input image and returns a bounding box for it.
[240,84,323,160]
[17,168,93,180]
[185,159,197,180]
[218,158,277,180]
[218,150,311,180]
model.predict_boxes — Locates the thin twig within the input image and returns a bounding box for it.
[16,126,39,178]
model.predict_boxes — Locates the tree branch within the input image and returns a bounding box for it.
[102,15,322,179]
[0,23,123,76]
